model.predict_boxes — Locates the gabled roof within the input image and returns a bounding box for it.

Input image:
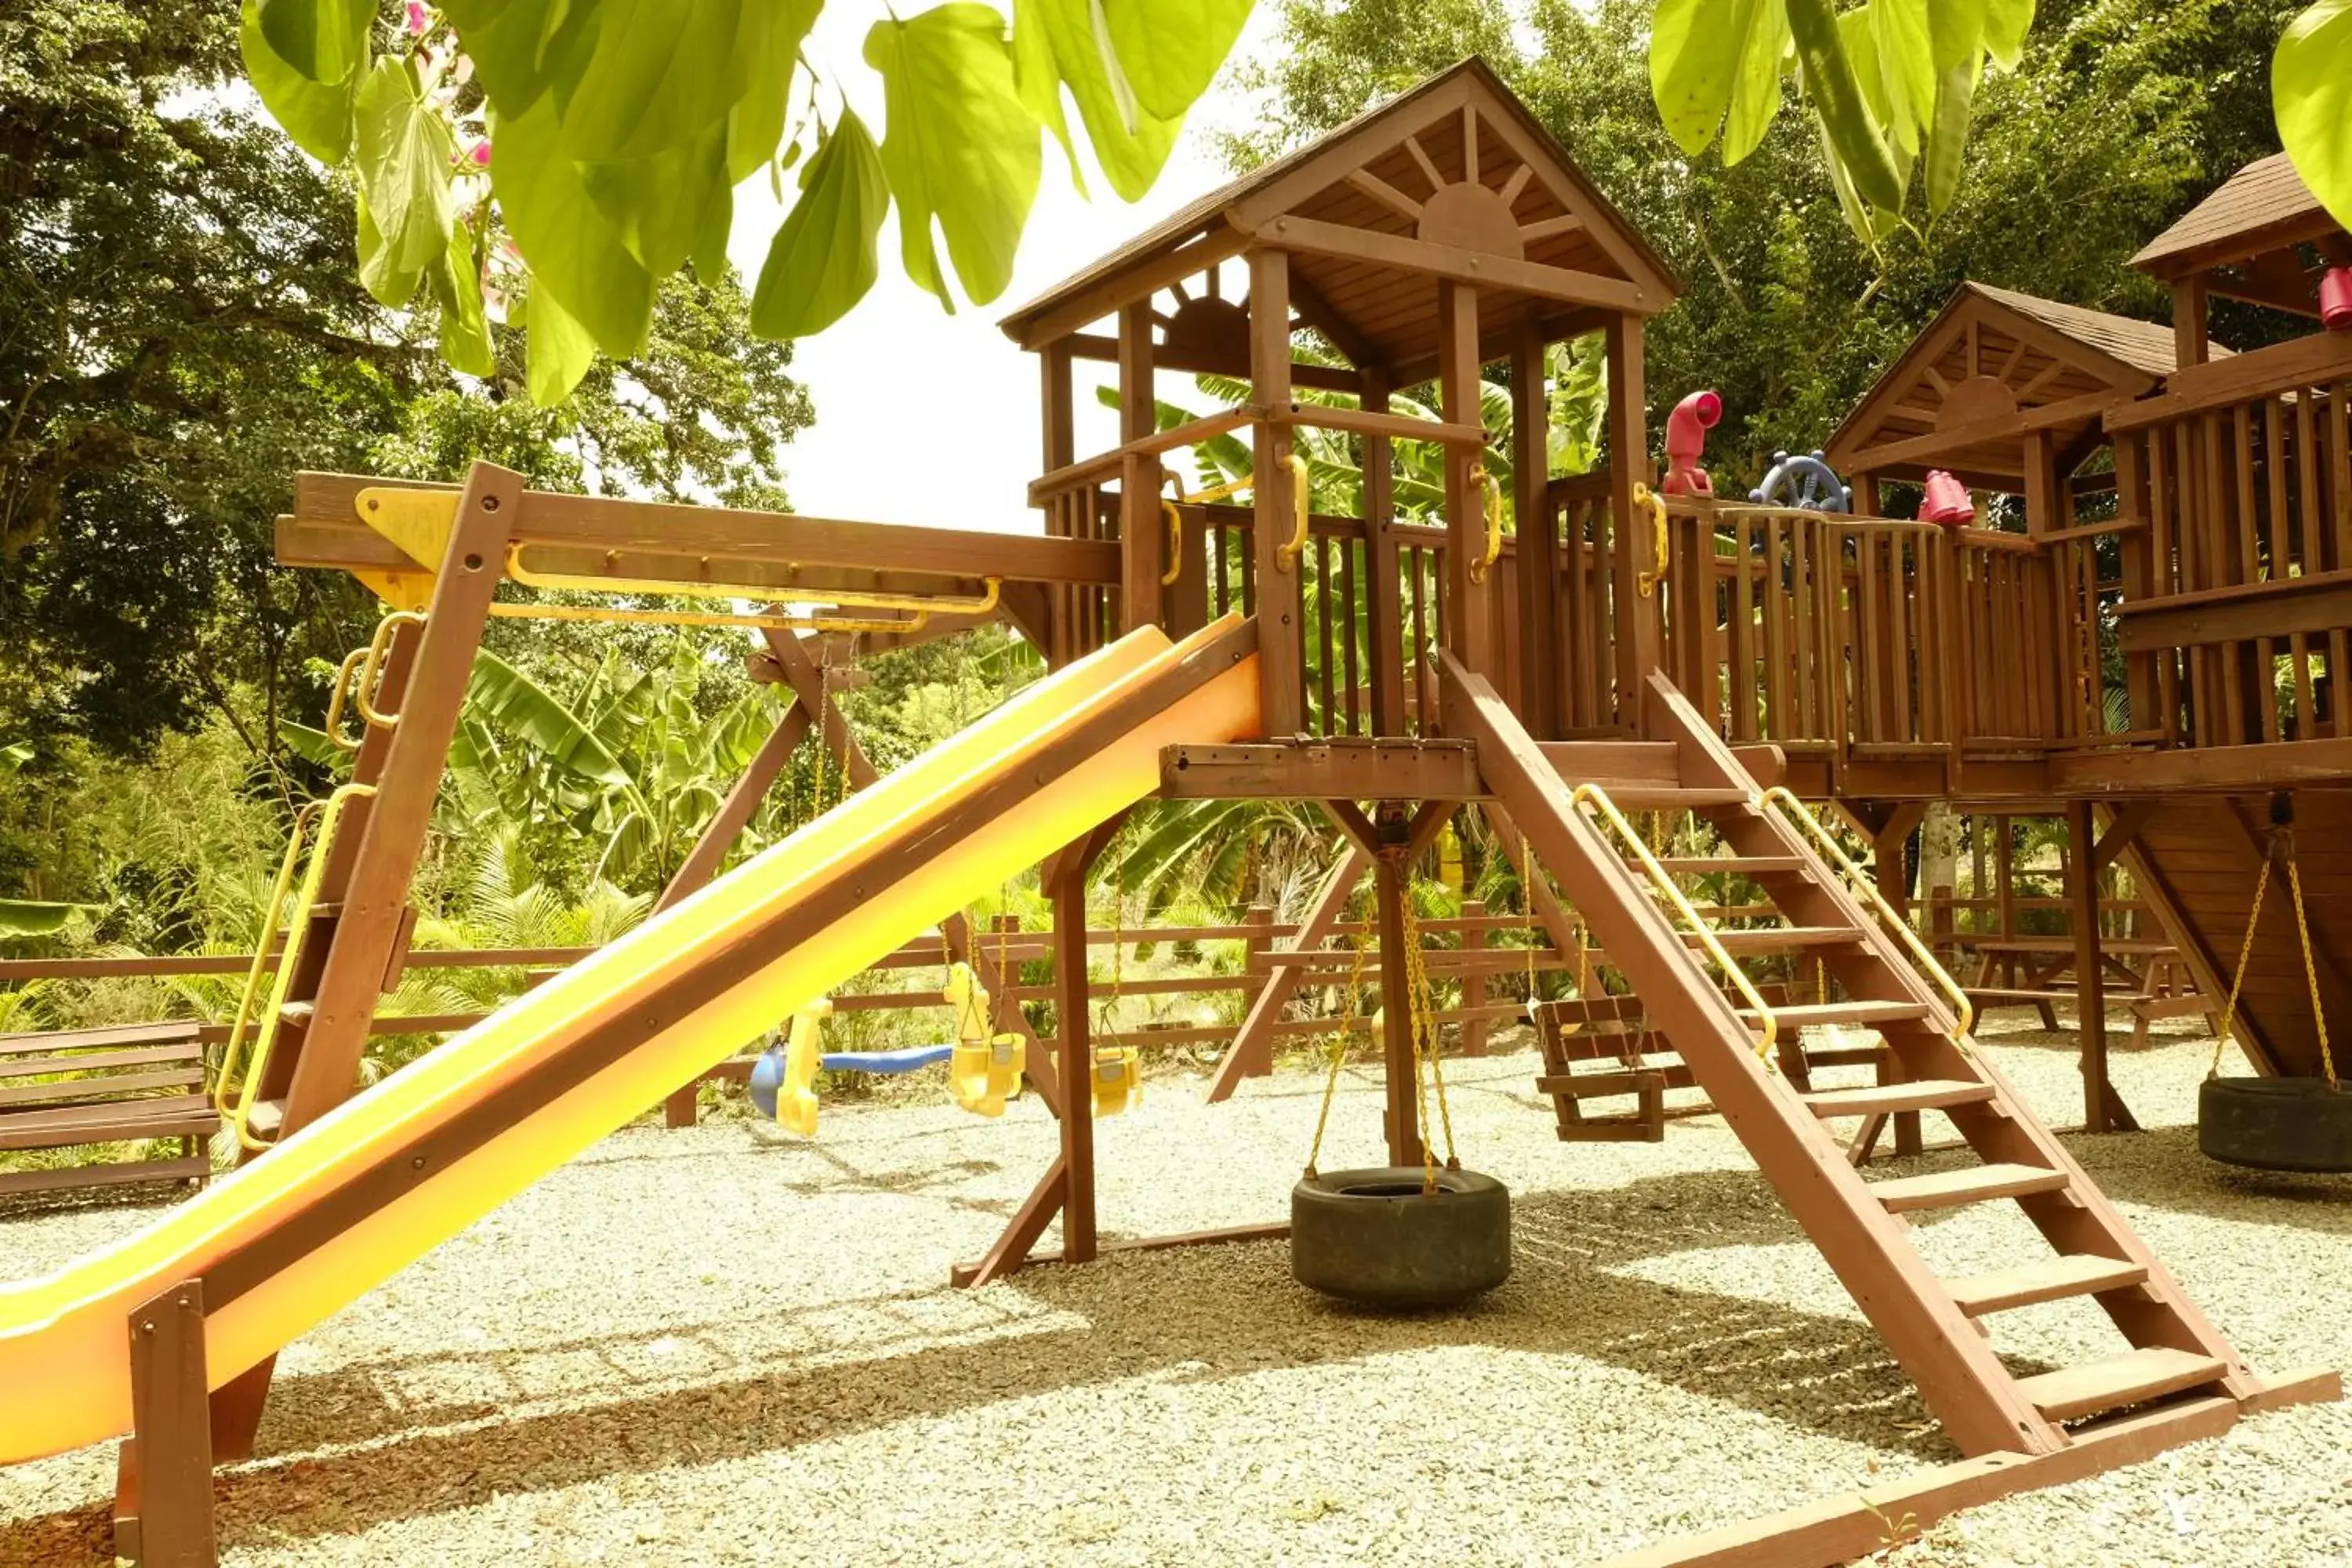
[997,58,1681,372]
[2132,153,2336,277]
[1826,282,2227,485]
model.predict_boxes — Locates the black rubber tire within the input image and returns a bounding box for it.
[1290,1166,1511,1308]
[2199,1077,2352,1173]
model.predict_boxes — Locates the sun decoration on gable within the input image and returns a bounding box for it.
[1334,105,1592,262]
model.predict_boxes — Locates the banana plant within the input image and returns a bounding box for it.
[0,742,90,939]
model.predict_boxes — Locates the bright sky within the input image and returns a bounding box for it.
[724,13,1279,534]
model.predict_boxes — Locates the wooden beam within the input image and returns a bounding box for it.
[1254,214,1656,315]
[1838,390,2122,477]
[2051,736,2352,794]
[1250,249,1306,735]
[1321,799,1381,858]
[2091,800,2158,874]
[123,1279,215,1568]
[1512,315,1559,738]
[1206,847,1371,1101]
[1606,314,1656,723]
[2115,572,2352,653]
[1119,302,1163,631]
[1360,365,1406,735]
[1063,332,1364,393]
[1005,223,1252,350]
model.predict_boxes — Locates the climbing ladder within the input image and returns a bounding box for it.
[1443,652,2280,1458]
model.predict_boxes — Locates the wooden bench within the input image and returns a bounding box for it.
[0,1022,218,1199]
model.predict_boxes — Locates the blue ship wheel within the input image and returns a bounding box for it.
[1749,450,1852,513]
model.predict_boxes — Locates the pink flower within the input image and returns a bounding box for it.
[470,140,492,167]
[406,2,430,34]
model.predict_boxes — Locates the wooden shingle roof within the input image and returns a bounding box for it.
[2131,154,2333,277]
[997,58,1680,371]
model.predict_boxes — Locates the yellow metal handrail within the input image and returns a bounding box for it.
[321,610,426,746]
[1467,464,1503,584]
[1161,452,1312,574]
[1633,481,1670,597]
[1570,782,1777,1058]
[223,782,376,1150]
[1276,452,1312,572]
[1762,786,1976,1037]
[212,800,325,1120]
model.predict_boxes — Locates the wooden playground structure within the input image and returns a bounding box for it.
[8,57,2352,1568]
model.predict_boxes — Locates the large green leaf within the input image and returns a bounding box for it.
[1028,0,1179,200]
[580,123,733,278]
[525,278,598,405]
[1099,0,1251,123]
[1983,0,2033,69]
[1722,0,1791,165]
[466,652,633,786]
[554,0,757,163]
[241,0,360,162]
[1787,0,1905,216]
[441,0,602,118]
[1868,0,1936,156]
[751,110,890,338]
[491,98,658,356]
[357,190,425,307]
[2276,0,2352,230]
[865,7,1041,310]
[1927,0,1987,71]
[1013,0,1085,191]
[1924,58,1978,218]
[257,0,373,85]
[725,0,824,184]
[1649,0,1777,158]
[278,720,349,768]
[355,57,457,274]
[430,221,497,376]
[0,900,82,939]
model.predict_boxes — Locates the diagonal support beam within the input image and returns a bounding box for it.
[1206,845,1371,1102]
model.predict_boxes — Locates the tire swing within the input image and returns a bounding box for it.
[2199,817,2352,1173]
[1291,877,1512,1308]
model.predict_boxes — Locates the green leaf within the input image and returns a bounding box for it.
[1649,0,1777,158]
[258,0,373,85]
[241,0,360,162]
[1925,58,1977,218]
[279,720,349,768]
[1787,0,1906,215]
[355,57,457,274]
[467,652,633,786]
[0,900,82,939]
[1983,0,2033,70]
[579,123,732,278]
[0,742,30,775]
[1099,0,1251,123]
[1029,0,1179,199]
[490,98,657,356]
[1927,0,1987,71]
[357,190,425,307]
[524,276,598,405]
[864,6,1041,310]
[430,222,497,376]
[1013,0,1086,192]
[1869,0,1936,155]
[1722,0,1791,166]
[2275,0,2352,231]
[726,0,823,184]
[441,0,602,119]
[555,0,758,163]
[751,109,889,338]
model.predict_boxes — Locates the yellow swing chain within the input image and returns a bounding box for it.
[2208,855,2274,1081]
[1304,911,1371,1179]
[2287,852,2339,1090]
[1398,886,1461,1189]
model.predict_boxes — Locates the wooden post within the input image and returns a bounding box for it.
[1360,365,1406,735]
[124,1279,215,1568]
[1052,844,1096,1262]
[2114,436,2159,732]
[655,702,815,1127]
[1439,281,1492,684]
[1118,303,1163,633]
[1207,848,1370,1101]
[1512,318,1559,737]
[2171,278,2210,369]
[1854,470,1884,517]
[1040,337,1076,667]
[1374,840,1425,1169]
[1461,898,1490,1056]
[2071,801,2116,1133]
[1250,249,1305,735]
[1242,903,1273,1070]
[1606,314,1656,728]
[280,462,520,1139]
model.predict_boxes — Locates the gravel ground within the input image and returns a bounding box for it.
[2,1011,2347,1567]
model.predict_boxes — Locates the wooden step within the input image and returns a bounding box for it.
[1945,1254,2151,1316]
[241,1098,288,1138]
[1603,787,1753,810]
[1870,1161,2069,1213]
[1632,855,1809,877]
[1690,926,1864,955]
[1799,1078,1996,1117]
[278,1001,315,1027]
[1743,1000,1930,1029]
[2014,1347,2227,1422]
[1798,1044,1888,1069]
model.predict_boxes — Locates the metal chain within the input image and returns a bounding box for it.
[1304,916,1371,1179]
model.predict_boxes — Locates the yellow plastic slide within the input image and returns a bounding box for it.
[0,619,1258,1464]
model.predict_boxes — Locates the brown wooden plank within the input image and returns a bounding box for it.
[0,1155,212,1199]
[125,1279,216,1568]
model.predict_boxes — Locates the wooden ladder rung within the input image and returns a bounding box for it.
[2014,1347,2227,1423]
[1605,787,1752,809]
[1799,1078,1996,1116]
[1631,855,1809,876]
[1870,1161,2070,1213]
[1946,1254,2151,1316]
[278,1001,315,1027]
[242,1098,288,1138]
[1744,1000,1929,1028]
[1690,926,1864,955]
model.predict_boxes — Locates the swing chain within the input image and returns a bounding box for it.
[1304,900,1372,1180]
[1397,880,1461,1185]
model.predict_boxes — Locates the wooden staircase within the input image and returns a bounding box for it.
[1443,652,2278,1458]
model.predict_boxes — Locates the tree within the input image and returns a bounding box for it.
[1229,0,2309,489]
[0,0,813,761]
[238,0,1254,401]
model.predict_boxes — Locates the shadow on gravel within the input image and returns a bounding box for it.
[0,1164,1969,1566]
[2057,1123,2352,1232]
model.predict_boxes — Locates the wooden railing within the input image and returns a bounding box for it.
[2108,331,2352,747]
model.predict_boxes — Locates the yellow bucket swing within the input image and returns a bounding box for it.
[946,953,1025,1118]
[1087,868,1142,1119]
